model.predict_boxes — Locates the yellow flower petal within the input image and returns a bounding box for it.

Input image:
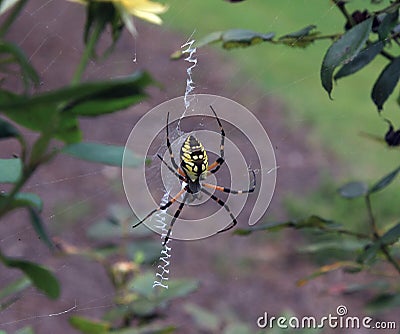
[120,0,168,14]
[131,9,163,24]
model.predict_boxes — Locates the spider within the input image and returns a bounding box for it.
[133,105,256,245]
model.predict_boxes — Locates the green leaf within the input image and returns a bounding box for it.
[0,116,20,139]
[234,215,335,235]
[369,165,400,194]
[111,325,176,334]
[0,71,153,143]
[0,158,21,183]
[69,316,110,334]
[278,25,319,48]
[0,276,31,300]
[184,303,220,332]
[221,29,275,49]
[334,41,384,80]
[357,243,380,264]
[338,181,368,198]
[28,207,54,250]
[15,326,35,334]
[127,241,162,264]
[0,41,39,90]
[366,293,400,313]
[280,25,317,39]
[380,223,400,245]
[321,18,372,98]
[371,56,400,111]
[0,256,60,299]
[378,10,399,40]
[0,192,43,211]
[63,142,142,167]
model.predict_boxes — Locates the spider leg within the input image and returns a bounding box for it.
[132,187,187,228]
[157,154,186,182]
[166,112,180,171]
[200,187,237,234]
[163,191,189,246]
[207,105,225,174]
[203,170,256,194]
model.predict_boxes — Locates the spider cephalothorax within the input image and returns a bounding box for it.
[133,106,256,245]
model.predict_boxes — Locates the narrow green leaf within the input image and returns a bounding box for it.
[280,25,317,39]
[321,18,372,98]
[0,0,21,14]
[338,181,368,198]
[334,41,384,80]
[369,165,400,194]
[111,325,176,334]
[380,223,400,245]
[63,142,142,167]
[0,192,43,211]
[0,41,39,89]
[0,276,31,300]
[378,10,399,40]
[15,326,35,334]
[1,257,60,299]
[0,158,21,183]
[366,293,400,313]
[184,303,220,332]
[357,243,380,264]
[0,116,20,139]
[222,29,275,49]
[28,207,54,250]
[371,56,400,111]
[69,316,110,334]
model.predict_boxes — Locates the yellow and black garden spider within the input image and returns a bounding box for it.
[133,106,256,245]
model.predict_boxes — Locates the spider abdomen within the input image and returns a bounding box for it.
[180,135,208,186]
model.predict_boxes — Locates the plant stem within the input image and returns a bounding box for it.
[0,0,29,38]
[71,21,103,85]
[365,195,400,275]
[365,195,380,239]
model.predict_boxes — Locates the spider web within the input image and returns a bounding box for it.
[1,0,395,333]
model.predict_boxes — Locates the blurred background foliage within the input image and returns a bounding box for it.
[0,0,399,333]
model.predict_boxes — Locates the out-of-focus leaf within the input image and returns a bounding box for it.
[0,41,39,89]
[366,293,400,313]
[357,242,380,264]
[334,41,384,80]
[378,10,399,40]
[338,181,368,198]
[297,261,363,286]
[235,215,335,235]
[380,223,400,245]
[0,256,60,299]
[299,239,368,253]
[171,29,274,59]
[369,165,400,194]
[15,327,35,334]
[0,116,20,139]
[69,316,110,334]
[0,158,21,183]
[0,0,21,14]
[63,142,142,167]
[371,56,400,111]
[280,25,317,39]
[111,325,176,334]
[278,25,319,48]
[184,303,220,332]
[28,207,54,250]
[321,18,372,98]
[0,71,153,143]
[0,276,31,300]
[222,29,275,49]
[127,241,162,264]
[0,192,43,211]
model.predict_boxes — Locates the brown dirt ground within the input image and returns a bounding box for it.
[0,2,398,334]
